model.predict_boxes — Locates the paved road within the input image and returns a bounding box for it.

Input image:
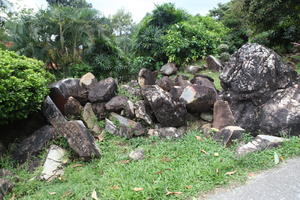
[202,157,300,200]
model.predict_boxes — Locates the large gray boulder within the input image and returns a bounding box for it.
[57,120,101,159]
[49,78,87,114]
[221,43,297,105]
[206,55,223,71]
[64,96,83,117]
[220,43,299,136]
[212,100,235,130]
[160,63,177,76]
[134,100,153,125]
[138,68,156,88]
[105,96,128,113]
[43,96,67,127]
[142,85,187,127]
[13,125,56,163]
[156,76,174,92]
[180,84,217,113]
[105,113,145,138]
[88,77,117,102]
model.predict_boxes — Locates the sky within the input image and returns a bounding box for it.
[10,0,230,22]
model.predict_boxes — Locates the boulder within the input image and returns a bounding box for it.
[134,100,153,125]
[258,83,300,135]
[82,103,102,134]
[170,86,184,101]
[57,120,101,159]
[120,84,141,97]
[138,68,156,88]
[129,149,145,161]
[213,126,245,147]
[64,96,83,117]
[13,125,56,163]
[43,96,67,127]
[105,96,128,113]
[186,65,201,74]
[49,78,87,114]
[0,178,13,200]
[180,84,217,113]
[160,63,177,76]
[156,76,174,92]
[191,75,216,90]
[88,77,117,102]
[105,113,145,138]
[40,145,67,181]
[206,55,223,71]
[236,135,287,157]
[220,43,299,135]
[79,72,97,89]
[91,103,106,120]
[221,43,297,105]
[175,75,190,87]
[121,100,135,119]
[212,100,235,130]
[142,85,187,127]
[148,127,186,139]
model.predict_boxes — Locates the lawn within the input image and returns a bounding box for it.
[2,129,300,200]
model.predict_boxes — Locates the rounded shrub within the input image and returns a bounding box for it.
[0,49,54,124]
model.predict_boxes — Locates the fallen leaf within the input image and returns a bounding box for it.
[166,191,183,196]
[91,189,99,200]
[71,164,85,168]
[280,156,285,161]
[216,168,219,173]
[111,185,120,190]
[160,157,173,162]
[274,152,280,165]
[95,133,105,142]
[200,149,208,154]
[185,185,193,189]
[225,170,237,175]
[133,187,144,191]
[165,168,173,171]
[154,171,163,175]
[61,191,73,199]
[48,192,57,195]
[119,160,130,164]
[195,136,203,141]
[214,153,219,157]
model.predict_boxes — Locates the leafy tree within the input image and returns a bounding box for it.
[209,1,248,52]
[46,0,92,8]
[240,0,300,52]
[110,9,135,53]
[163,16,228,65]
[133,3,190,65]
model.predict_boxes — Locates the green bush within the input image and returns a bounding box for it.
[163,16,228,65]
[0,49,54,124]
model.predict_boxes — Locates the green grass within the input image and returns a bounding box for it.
[2,130,300,200]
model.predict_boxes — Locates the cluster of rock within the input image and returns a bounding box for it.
[1,43,298,197]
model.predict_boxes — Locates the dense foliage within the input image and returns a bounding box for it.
[133,3,190,66]
[163,16,227,65]
[210,0,300,53]
[0,49,53,124]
